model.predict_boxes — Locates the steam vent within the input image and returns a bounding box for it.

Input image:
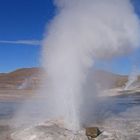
[11,121,89,140]
[11,119,102,140]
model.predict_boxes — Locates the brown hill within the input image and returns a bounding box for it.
[0,67,41,89]
[0,67,132,90]
[93,70,128,88]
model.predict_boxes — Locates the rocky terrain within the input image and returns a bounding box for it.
[0,68,139,140]
[0,67,129,91]
[0,67,41,90]
[0,67,140,100]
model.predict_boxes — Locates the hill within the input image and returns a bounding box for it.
[93,70,128,88]
[0,67,41,89]
[0,67,136,90]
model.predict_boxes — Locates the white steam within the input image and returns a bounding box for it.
[12,0,140,131]
[125,66,139,90]
[42,0,140,130]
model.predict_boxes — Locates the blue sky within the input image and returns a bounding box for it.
[0,0,140,74]
[0,0,55,73]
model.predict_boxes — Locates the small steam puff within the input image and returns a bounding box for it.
[125,66,139,90]
[43,0,140,130]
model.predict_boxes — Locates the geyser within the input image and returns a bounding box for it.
[42,0,140,130]
[43,0,140,129]
[12,0,140,133]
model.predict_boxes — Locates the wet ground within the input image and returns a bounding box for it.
[0,89,139,140]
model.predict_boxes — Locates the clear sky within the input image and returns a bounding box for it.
[0,0,55,73]
[0,0,140,74]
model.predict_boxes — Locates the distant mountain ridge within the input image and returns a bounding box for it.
[93,70,128,88]
[0,67,138,90]
[0,67,41,89]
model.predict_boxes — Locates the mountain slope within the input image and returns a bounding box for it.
[0,67,41,89]
[0,67,136,90]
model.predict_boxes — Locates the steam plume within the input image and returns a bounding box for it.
[13,0,140,131]
[42,0,140,130]
[125,66,139,90]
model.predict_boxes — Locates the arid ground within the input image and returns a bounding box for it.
[0,68,139,140]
